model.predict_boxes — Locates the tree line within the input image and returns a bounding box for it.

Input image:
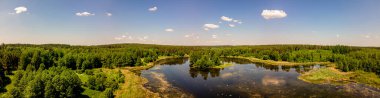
[1,43,380,97]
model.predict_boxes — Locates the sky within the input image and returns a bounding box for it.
[0,0,380,46]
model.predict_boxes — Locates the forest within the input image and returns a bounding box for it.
[0,43,380,97]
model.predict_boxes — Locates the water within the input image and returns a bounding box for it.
[140,58,380,98]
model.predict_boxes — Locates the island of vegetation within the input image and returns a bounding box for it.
[0,44,380,97]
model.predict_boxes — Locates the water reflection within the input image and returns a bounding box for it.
[187,58,324,80]
[153,57,187,65]
[261,75,286,86]
[189,68,221,80]
[222,57,324,73]
[141,58,380,98]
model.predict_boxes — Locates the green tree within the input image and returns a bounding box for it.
[103,88,114,98]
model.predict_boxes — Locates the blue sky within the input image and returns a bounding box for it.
[0,0,379,46]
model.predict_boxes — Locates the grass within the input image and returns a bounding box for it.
[81,86,104,98]
[0,72,16,97]
[226,56,332,66]
[350,71,380,88]
[77,73,89,84]
[113,69,159,98]
[212,62,234,69]
[77,69,104,97]
[298,67,351,85]
[299,66,380,88]
[78,68,125,97]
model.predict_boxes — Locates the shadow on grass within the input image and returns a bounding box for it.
[0,76,11,93]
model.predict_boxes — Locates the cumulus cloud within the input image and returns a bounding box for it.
[114,37,123,40]
[234,20,243,24]
[218,16,243,28]
[212,34,217,38]
[184,33,199,39]
[138,36,149,41]
[148,6,158,12]
[228,24,235,27]
[76,12,95,16]
[365,35,371,38]
[165,28,174,32]
[106,12,112,16]
[14,6,27,14]
[203,24,219,30]
[261,10,287,20]
[115,34,133,40]
[114,33,151,42]
[220,16,243,23]
[221,16,233,22]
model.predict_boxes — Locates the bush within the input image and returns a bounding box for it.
[103,88,114,98]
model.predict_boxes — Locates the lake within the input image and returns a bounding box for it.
[140,58,380,98]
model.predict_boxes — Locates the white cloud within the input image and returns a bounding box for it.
[234,20,243,24]
[336,34,340,38]
[203,24,219,30]
[165,28,174,32]
[261,10,287,20]
[212,34,217,38]
[128,36,133,40]
[221,16,233,22]
[148,6,158,12]
[365,35,371,38]
[228,24,235,27]
[184,33,198,38]
[14,6,27,14]
[114,37,122,40]
[220,16,243,24]
[137,36,149,41]
[76,12,95,16]
[106,13,112,16]
[204,28,210,31]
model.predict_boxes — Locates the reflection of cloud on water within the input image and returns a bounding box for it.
[228,66,235,70]
[220,72,234,78]
[149,72,194,97]
[262,75,286,86]
[150,72,170,91]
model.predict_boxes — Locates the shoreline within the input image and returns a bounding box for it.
[120,55,380,97]
[224,56,332,66]
[116,56,187,98]
[298,66,380,89]
[124,56,188,71]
